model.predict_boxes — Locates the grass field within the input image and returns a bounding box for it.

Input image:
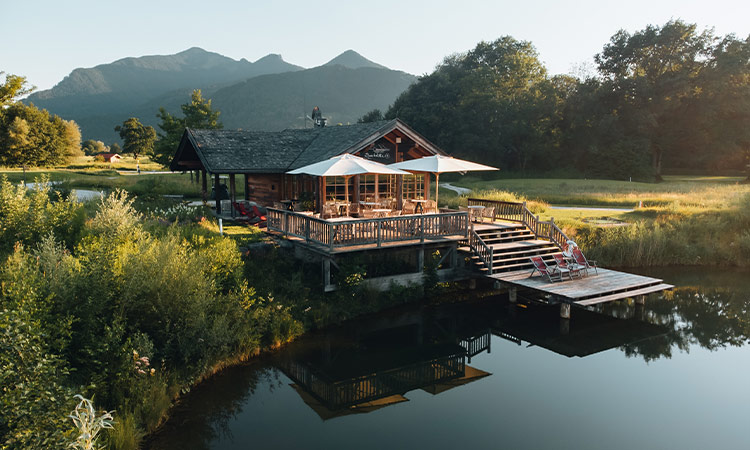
[0,155,246,198]
[440,175,750,267]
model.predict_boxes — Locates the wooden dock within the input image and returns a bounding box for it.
[464,198,674,314]
[489,268,673,306]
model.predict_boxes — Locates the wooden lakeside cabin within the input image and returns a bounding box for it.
[169,118,445,216]
[169,119,672,317]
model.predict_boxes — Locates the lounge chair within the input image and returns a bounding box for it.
[482,206,495,223]
[572,248,598,275]
[552,254,583,279]
[529,256,567,282]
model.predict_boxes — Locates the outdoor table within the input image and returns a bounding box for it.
[360,201,379,207]
[372,208,391,218]
[411,199,427,214]
[468,205,485,222]
[334,202,350,216]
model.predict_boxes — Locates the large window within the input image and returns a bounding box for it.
[402,174,424,199]
[325,177,351,202]
[359,174,394,201]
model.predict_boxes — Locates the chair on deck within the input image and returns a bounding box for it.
[402,201,416,215]
[572,248,598,275]
[552,254,582,279]
[481,206,495,223]
[322,203,337,219]
[529,256,566,282]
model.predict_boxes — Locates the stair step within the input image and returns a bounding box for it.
[483,236,536,244]
[489,240,557,251]
[491,246,559,259]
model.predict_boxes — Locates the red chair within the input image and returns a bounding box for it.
[572,248,598,275]
[232,202,267,227]
[529,256,566,282]
[553,254,583,279]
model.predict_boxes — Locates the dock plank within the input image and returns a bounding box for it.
[574,283,674,306]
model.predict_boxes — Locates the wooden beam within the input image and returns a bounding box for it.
[229,174,236,218]
[244,174,250,201]
[201,169,207,202]
[214,173,221,214]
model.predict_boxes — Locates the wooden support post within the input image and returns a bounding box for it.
[396,175,403,210]
[469,278,476,290]
[560,303,571,319]
[377,221,382,247]
[229,173,236,218]
[190,170,194,183]
[635,295,646,305]
[214,173,221,214]
[509,287,517,303]
[201,169,207,202]
[322,258,331,291]
[244,174,250,201]
[417,247,424,272]
[560,318,570,335]
[450,243,458,268]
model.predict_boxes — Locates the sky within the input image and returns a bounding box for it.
[3,0,749,92]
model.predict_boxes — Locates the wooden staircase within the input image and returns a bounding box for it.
[466,222,563,274]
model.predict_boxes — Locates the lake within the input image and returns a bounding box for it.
[146,268,750,450]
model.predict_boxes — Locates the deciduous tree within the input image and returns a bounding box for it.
[114,117,156,160]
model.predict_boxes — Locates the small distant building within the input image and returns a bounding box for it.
[99,153,122,163]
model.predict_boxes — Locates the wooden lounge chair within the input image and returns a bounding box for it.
[572,248,598,275]
[553,254,582,279]
[482,206,495,223]
[529,256,566,282]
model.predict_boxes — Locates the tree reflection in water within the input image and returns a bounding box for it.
[146,365,283,450]
[601,285,750,362]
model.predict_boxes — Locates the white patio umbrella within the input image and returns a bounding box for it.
[287,154,409,206]
[387,155,498,206]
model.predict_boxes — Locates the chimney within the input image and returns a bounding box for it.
[311,106,327,127]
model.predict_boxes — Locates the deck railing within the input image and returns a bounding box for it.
[468,228,494,275]
[267,209,470,251]
[281,350,466,409]
[467,198,570,249]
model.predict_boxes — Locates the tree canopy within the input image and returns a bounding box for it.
[0,73,82,167]
[384,22,750,181]
[115,117,156,160]
[153,89,223,165]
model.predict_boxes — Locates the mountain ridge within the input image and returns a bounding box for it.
[24,48,415,142]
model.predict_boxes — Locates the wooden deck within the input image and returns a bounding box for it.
[489,268,674,305]
[267,208,469,254]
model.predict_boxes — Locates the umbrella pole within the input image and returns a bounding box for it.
[345,175,349,215]
[435,172,440,208]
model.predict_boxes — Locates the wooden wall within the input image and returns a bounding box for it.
[245,173,283,206]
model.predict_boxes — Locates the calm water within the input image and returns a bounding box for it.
[147,268,750,450]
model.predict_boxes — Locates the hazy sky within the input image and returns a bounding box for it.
[3,0,749,91]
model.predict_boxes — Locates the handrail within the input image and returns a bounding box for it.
[467,198,570,250]
[468,227,493,275]
[267,208,470,251]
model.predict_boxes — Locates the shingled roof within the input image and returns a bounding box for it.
[170,119,445,174]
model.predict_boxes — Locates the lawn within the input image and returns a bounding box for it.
[446,175,748,208]
[0,156,246,199]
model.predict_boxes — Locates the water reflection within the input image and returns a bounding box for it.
[147,268,750,450]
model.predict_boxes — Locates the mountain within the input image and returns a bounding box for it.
[25,49,416,142]
[323,50,386,69]
[26,47,303,140]
[210,64,416,131]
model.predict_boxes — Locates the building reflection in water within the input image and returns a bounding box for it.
[275,298,667,418]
